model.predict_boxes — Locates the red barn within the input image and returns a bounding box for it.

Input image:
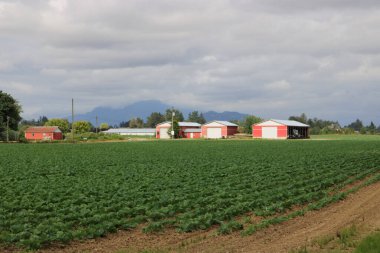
[25,126,63,141]
[183,128,202,139]
[156,122,201,139]
[201,121,238,139]
[253,119,310,139]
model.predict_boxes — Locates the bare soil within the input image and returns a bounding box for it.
[31,180,380,253]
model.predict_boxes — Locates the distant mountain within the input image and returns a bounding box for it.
[203,111,248,122]
[71,100,248,126]
[72,100,172,126]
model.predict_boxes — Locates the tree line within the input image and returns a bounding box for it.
[288,113,379,135]
[119,109,206,128]
[1,91,379,141]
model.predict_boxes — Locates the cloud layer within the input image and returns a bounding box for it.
[1,0,379,125]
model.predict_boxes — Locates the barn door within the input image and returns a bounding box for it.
[207,128,222,138]
[159,128,170,139]
[262,127,277,139]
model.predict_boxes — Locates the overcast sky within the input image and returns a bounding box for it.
[1,0,379,125]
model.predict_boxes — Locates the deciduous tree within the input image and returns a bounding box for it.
[99,123,109,131]
[129,117,144,128]
[72,121,92,133]
[45,118,70,133]
[243,115,262,134]
[0,91,22,136]
[165,108,184,122]
[168,120,181,138]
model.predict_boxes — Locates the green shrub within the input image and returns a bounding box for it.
[354,231,380,253]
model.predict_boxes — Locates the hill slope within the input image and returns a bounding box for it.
[71,100,248,126]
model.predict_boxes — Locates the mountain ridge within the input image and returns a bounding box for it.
[70,100,248,126]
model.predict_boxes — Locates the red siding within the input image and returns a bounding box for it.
[25,132,62,140]
[221,126,228,137]
[155,128,159,139]
[252,125,262,138]
[227,126,238,136]
[277,126,287,138]
[180,126,200,138]
[156,125,201,139]
[202,126,238,138]
[53,132,63,140]
[201,127,207,137]
[185,132,201,139]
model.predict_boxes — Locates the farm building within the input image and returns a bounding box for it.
[201,121,238,139]
[156,121,201,139]
[183,128,202,139]
[25,126,63,141]
[252,119,310,139]
[102,128,155,136]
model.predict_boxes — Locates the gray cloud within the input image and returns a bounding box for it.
[1,0,379,125]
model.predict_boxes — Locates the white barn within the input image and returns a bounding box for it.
[102,128,156,136]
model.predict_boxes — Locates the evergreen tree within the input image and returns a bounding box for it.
[346,119,364,131]
[119,121,130,127]
[187,111,206,124]
[146,112,165,127]
[37,116,48,126]
[367,121,376,134]
[289,113,307,124]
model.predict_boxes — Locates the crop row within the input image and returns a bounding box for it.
[0,140,379,249]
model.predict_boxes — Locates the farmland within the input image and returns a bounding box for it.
[0,140,380,250]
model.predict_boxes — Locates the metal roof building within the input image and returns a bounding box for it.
[102,128,156,136]
[253,119,310,139]
[156,121,202,139]
[201,120,238,139]
[269,119,309,127]
[178,122,202,127]
[24,126,63,141]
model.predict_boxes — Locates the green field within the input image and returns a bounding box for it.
[1,140,380,249]
[310,134,380,141]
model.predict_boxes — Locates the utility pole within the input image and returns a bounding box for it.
[6,116,10,142]
[171,107,175,139]
[96,115,98,134]
[71,98,74,142]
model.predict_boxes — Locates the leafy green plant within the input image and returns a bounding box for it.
[217,221,243,235]
[0,140,379,249]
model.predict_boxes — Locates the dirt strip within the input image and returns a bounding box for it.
[29,180,380,253]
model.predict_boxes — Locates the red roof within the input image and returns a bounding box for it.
[25,126,61,133]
